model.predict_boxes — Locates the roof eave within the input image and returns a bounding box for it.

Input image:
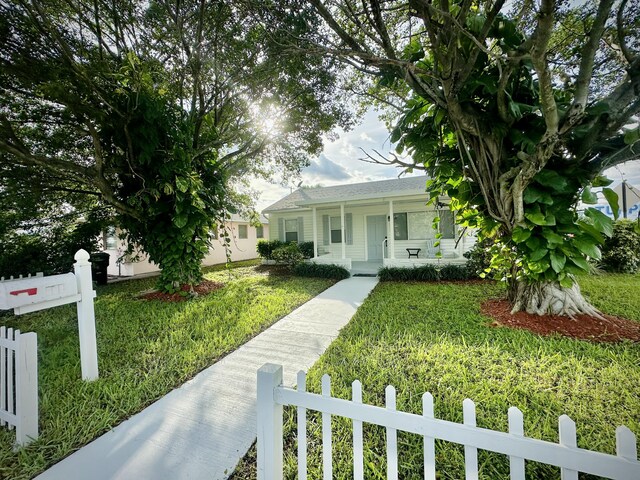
[294,189,430,207]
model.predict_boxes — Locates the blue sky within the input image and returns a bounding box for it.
[253,109,640,213]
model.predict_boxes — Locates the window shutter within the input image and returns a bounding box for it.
[278,217,285,242]
[322,215,330,245]
[345,213,353,245]
[297,217,304,242]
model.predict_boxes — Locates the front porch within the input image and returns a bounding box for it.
[302,197,472,275]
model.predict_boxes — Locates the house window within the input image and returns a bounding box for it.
[330,216,342,243]
[238,224,248,239]
[439,210,455,239]
[256,225,264,238]
[393,213,408,240]
[104,227,117,249]
[408,212,430,240]
[285,219,298,242]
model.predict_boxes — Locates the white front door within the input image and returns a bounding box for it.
[367,215,387,260]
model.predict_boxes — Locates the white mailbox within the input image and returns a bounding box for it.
[0,250,99,381]
[0,273,78,312]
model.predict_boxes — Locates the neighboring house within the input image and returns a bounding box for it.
[263,176,475,273]
[102,214,268,277]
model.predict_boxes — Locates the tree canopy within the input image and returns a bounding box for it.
[0,0,351,290]
[295,0,640,316]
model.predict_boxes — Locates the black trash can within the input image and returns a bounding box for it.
[90,252,110,285]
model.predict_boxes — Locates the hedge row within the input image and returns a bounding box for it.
[378,264,477,282]
[293,262,351,280]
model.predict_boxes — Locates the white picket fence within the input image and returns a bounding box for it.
[0,327,38,447]
[257,363,640,480]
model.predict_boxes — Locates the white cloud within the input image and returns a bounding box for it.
[302,154,352,183]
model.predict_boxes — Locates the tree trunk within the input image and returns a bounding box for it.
[509,280,603,318]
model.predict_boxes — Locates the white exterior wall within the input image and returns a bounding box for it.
[104,221,269,277]
[267,200,475,262]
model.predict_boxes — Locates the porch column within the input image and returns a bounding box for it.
[312,207,318,258]
[388,200,395,259]
[340,203,346,260]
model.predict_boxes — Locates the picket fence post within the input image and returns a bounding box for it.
[16,332,38,446]
[257,363,283,480]
[73,249,99,381]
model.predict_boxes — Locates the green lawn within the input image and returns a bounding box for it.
[0,261,335,480]
[233,273,640,479]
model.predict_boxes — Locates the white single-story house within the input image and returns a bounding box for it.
[263,176,475,274]
[102,214,269,277]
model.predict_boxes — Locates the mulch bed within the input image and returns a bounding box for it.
[141,280,225,302]
[482,299,640,343]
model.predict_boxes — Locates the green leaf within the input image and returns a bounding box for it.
[592,175,613,187]
[550,251,566,273]
[534,170,568,191]
[602,188,620,220]
[525,236,542,251]
[568,256,590,272]
[584,208,614,237]
[512,227,531,243]
[173,215,188,229]
[529,248,548,262]
[581,187,598,204]
[529,259,551,273]
[577,220,604,243]
[541,229,564,245]
[390,127,402,143]
[525,212,545,225]
[525,212,556,226]
[624,127,640,145]
[559,275,574,288]
[573,238,601,260]
[523,186,554,205]
[175,176,189,193]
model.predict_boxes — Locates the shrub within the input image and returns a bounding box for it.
[293,262,350,280]
[379,263,475,282]
[271,243,304,266]
[378,265,439,282]
[298,241,315,259]
[256,240,285,260]
[440,264,473,280]
[258,240,315,261]
[463,238,493,277]
[600,220,640,273]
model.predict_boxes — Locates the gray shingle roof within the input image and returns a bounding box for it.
[263,176,429,212]
[229,213,269,224]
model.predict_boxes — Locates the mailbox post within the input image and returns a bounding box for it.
[0,249,99,381]
[73,250,99,381]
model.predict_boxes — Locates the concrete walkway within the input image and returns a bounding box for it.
[36,276,378,480]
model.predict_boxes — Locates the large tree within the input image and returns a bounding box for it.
[0,0,350,291]
[295,0,640,316]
